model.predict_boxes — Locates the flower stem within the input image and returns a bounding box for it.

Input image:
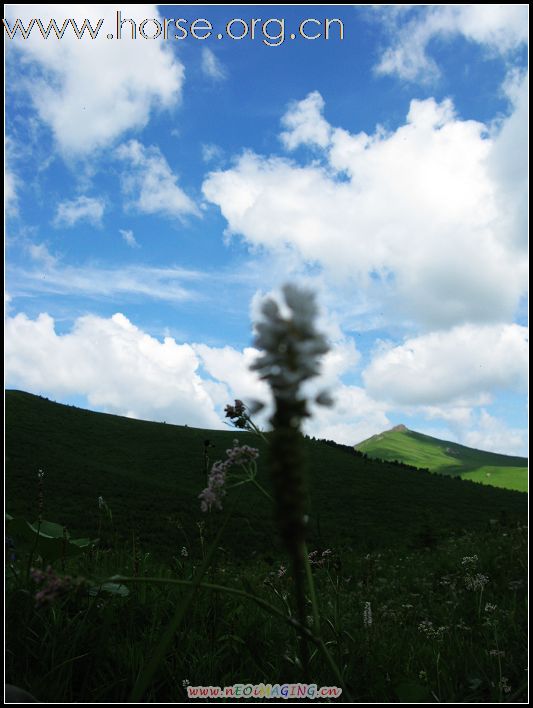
[251,478,274,503]
[303,542,321,634]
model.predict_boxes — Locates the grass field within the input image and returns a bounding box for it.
[5,390,528,702]
[356,426,528,492]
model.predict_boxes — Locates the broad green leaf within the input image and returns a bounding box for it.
[36,520,69,538]
[89,582,129,597]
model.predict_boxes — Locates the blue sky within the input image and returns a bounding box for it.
[5,4,529,454]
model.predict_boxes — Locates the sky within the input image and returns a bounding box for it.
[4,4,529,455]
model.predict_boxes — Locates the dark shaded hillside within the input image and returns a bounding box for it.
[5,390,527,558]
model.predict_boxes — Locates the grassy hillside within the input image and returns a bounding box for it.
[5,391,527,558]
[356,425,528,492]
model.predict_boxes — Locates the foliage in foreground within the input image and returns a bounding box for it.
[5,521,527,702]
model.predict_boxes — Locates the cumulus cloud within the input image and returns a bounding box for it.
[201,47,227,80]
[5,311,222,428]
[116,140,199,219]
[375,5,528,82]
[5,5,184,155]
[280,91,331,150]
[194,344,265,401]
[362,324,528,406]
[54,195,105,227]
[203,91,527,328]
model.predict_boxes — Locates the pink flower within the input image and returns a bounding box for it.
[30,566,82,606]
[199,441,260,512]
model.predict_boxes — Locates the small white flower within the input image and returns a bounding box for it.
[418,620,446,640]
[499,677,511,694]
[465,573,489,591]
[363,601,373,628]
[461,555,478,566]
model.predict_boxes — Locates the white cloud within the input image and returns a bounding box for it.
[116,140,199,219]
[419,404,476,429]
[201,47,227,80]
[304,335,389,445]
[5,311,222,428]
[362,324,528,406]
[194,344,270,407]
[201,143,224,164]
[5,169,18,215]
[203,91,527,328]
[280,91,331,150]
[119,228,139,248]
[9,263,202,302]
[306,385,391,446]
[5,136,19,214]
[487,70,528,250]
[54,195,105,227]
[27,242,58,269]
[376,5,528,82]
[5,5,184,155]
[462,409,527,457]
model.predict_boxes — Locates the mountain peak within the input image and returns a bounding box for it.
[355,422,527,492]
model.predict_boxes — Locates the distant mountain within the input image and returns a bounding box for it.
[356,426,527,492]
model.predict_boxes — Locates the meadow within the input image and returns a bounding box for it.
[5,520,527,702]
[5,389,528,703]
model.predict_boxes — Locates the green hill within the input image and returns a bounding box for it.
[5,391,527,558]
[356,424,528,492]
